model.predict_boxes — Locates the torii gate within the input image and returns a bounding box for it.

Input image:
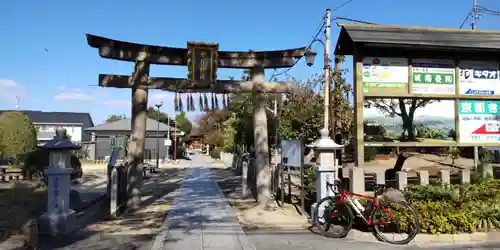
[86,34,307,209]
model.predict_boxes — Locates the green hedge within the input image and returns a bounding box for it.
[399,181,500,234]
[305,165,500,234]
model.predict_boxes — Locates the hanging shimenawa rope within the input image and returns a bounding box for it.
[174,93,179,112]
[203,93,209,111]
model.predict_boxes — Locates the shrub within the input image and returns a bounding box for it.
[0,111,37,164]
[24,148,82,181]
[210,148,221,159]
[397,181,500,234]
[364,147,377,162]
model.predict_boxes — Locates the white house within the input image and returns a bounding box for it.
[0,110,95,145]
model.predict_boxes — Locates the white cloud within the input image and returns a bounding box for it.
[103,99,130,107]
[0,79,28,104]
[151,92,174,101]
[54,92,93,101]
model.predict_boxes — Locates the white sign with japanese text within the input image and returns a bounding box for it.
[458,100,500,144]
[459,61,500,96]
[412,59,455,94]
[362,57,408,95]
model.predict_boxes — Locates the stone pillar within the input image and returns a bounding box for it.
[418,170,429,185]
[39,128,80,236]
[127,61,149,211]
[349,167,365,193]
[439,170,450,184]
[310,128,344,218]
[460,170,471,184]
[251,67,271,206]
[396,171,407,190]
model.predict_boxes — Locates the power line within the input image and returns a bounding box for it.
[332,0,355,12]
[269,0,358,81]
[268,15,326,80]
[459,11,472,29]
[478,5,500,16]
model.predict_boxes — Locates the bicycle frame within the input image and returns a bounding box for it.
[328,183,393,226]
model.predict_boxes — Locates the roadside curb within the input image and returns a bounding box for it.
[347,229,500,245]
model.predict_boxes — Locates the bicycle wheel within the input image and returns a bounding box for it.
[370,200,419,245]
[313,196,354,238]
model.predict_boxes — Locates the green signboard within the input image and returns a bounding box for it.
[362,57,408,95]
[411,59,455,95]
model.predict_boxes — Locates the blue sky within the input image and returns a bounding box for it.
[1,0,500,125]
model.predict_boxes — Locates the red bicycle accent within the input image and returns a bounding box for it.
[313,180,419,245]
[336,190,392,226]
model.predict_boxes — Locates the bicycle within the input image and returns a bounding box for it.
[313,179,419,245]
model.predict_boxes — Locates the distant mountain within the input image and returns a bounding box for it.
[365,115,454,136]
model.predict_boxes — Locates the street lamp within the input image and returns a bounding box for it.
[304,48,318,67]
[154,102,163,172]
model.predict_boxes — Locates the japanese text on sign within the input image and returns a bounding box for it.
[460,69,498,80]
[413,73,454,84]
[459,101,499,114]
[186,42,219,87]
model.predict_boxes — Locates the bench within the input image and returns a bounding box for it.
[0,166,24,182]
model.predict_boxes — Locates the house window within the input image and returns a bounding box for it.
[40,125,55,132]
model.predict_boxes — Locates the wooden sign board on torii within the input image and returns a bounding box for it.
[86,33,307,209]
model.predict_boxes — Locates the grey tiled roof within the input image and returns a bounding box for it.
[85,117,179,133]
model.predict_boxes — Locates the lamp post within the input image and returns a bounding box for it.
[166,115,170,161]
[154,102,163,172]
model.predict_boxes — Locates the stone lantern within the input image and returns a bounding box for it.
[308,128,344,204]
[39,128,80,236]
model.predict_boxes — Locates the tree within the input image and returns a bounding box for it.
[364,98,435,141]
[0,111,37,164]
[146,107,170,124]
[332,55,354,138]
[105,114,126,123]
[175,111,192,134]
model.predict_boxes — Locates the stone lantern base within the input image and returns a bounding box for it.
[39,209,76,236]
[39,167,77,236]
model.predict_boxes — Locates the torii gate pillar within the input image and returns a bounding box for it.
[250,67,271,206]
[126,61,149,210]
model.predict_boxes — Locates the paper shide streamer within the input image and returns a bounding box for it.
[174,93,179,112]
[203,93,209,111]
[178,93,184,112]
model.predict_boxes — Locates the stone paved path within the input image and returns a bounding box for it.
[152,167,255,250]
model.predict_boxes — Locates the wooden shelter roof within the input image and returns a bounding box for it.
[86,34,307,69]
[335,23,500,57]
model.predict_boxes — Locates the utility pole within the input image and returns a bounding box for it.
[472,0,478,30]
[154,102,163,172]
[324,8,332,130]
[166,116,170,161]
